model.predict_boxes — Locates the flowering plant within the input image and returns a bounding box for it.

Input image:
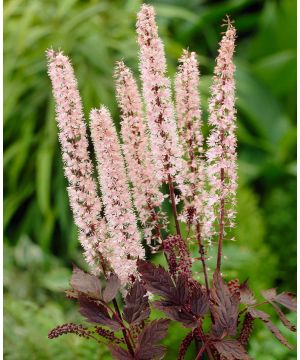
[46,4,296,359]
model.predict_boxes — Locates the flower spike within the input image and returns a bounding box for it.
[46,50,108,273]
[136,4,185,185]
[90,106,145,283]
[206,20,237,270]
[114,61,165,245]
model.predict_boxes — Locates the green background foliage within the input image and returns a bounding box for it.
[4,0,296,358]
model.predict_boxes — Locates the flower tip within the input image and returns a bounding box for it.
[221,15,236,37]
[140,3,154,12]
[114,60,126,77]
[115,59,124,68]
[138,3,155,20]
[46,48,57,60]
[90,108,98,117]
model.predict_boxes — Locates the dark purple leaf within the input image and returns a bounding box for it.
[248,308,269,321]
[261,288,276,301]
[213,339,251,360]
[123,280,150,325]
[103,274,121,303]
[210,270,239,337]
[274,292,297,312]
[108,344,133,360]
[261,289,296,312]
[70,265,101,299]
[240,280,256,306]
[269,302,296,332]
[153,301,197,328]
[264,321,293,350]
[261,290,296,332]
[78,295,122,331]
[190,283,209,317]
[135,319,170,360]
[175,274,189,305]
[249,308,293,349]
[137,259,177,301]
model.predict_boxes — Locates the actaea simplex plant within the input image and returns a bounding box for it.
[46,4,296,359]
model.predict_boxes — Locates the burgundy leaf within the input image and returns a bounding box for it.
[70,265,101,299]
[135,319,170,360]
[137,259,176,301]
[78,295,122,331]
[213,339,251,360]
[190,283,209,317]
[274,292,297,312]
[249,308,293,349]
[269,302,296,332]
[123,280,150,325]
[108,344,133,360]
[239,280,256,306]
[261,289,296,312]
[248,308,269,322]
[261,288,277,301]
[261,290,296,332]
[153,301,197,328]
[103,274,121,303]
[175,274,189,305]
[210,270,239,337]
[264,321,293,350]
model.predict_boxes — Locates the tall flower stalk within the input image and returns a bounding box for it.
[136,4,185,237]
[90,107,145,284]
[207,19,237,272]
[114,61,165,247]
[175,50,211,291]
[46,50,108,273]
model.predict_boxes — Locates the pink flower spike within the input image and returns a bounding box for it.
[114,61,165,245]
[175,50,207,227]
[136,4,184,185]
[206,20,237,269]
[46,50,108,273]
[90,106,145,284]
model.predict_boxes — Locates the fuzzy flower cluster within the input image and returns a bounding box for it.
[136,4,184,184]
[207,21,237,234]
[114,61,165,245]
[47,4,238,286]
[90,107,145,283]
[175,50,207,229]
[46,50,108,271]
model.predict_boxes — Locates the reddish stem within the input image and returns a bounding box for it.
[196,222,210,293]
[196,328,214,360]
[112,299,135,356]
[216,196,225,271]
[216,128,225,272]
[99,259,135,357]
[167,174,181,237]
[195,343,206,360]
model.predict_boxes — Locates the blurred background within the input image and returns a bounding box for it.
[4,0,296,359]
